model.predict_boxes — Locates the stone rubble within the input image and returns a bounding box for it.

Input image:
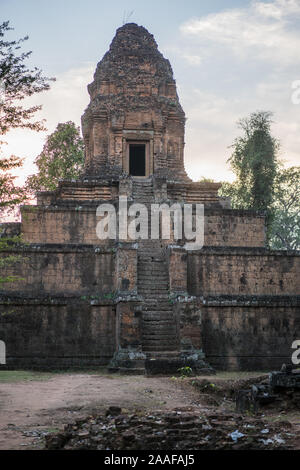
[44,406,294,450]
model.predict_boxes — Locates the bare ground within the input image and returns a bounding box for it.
[0,371,299,450]
[0,371,202,450]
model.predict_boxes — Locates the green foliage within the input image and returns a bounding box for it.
[0,234,25,284]
[197,177,216,183]
[0,20,54,135]
[26,121,85,192]
[178,366,193,378]
[269,166,300,250]
[0,21,53,283]
[0,155,28,215]
[219,111,280,239]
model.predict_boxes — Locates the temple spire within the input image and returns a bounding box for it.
[81,23,189,181]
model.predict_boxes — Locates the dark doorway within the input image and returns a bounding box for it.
[129,144,146,176]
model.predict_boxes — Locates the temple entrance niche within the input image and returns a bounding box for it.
[127,140,150,177]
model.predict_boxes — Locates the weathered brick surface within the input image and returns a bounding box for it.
[0,246,114,296]
[203,210,265,247]
[201,301,300,370]
[21,207,109,245]
[168,248,187,293]
[188,249,300,296]
[81,23,188,181]
[115,246,137,294]
[175,302,202,351]
[0,299,116,368]
[117,302,142,350]
[21,206,266,247]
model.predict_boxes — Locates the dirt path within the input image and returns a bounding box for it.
[0,373,201,450]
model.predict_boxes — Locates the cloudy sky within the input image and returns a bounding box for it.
[2,0,300,184]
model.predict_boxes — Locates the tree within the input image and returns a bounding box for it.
[269,166,300,250]
[0,19,54,214]
[0,20,54,136]
[220,111,279,234]
[26,121,85,192]
[0,21,53,283]
[0,154,27,215]
[0,154,28,284]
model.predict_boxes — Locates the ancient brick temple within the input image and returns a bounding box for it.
[0,24,299,372]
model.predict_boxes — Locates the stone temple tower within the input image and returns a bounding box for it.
[81,23,188,181]
[0,24,299,373]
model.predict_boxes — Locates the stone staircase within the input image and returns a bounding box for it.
[109,178,213,375]
[131,178,154,202]
[131,178,180,358]
[137,242,179,355]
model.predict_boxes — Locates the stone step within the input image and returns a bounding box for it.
[142,341,178,347]
[146,350,180,358]
[142,328,177,335]
[143,330,177,336]
[138,279,168,284]
[142,320,176,326]
[138,286,169,290]
[138,267,167,272]
[138,265,168,270]
[142,332,177,339]
[138,273,168,278]
[138,270,168,274]
[143,319,174,324]
[138,286,169,291]
[138,268,168,273]
[142,308,173,314]
[142,345,179,352]
[138,287,169,291]
[142,319,175,324]
[138,253,166,257]
[138,280,168,284]
[138,264,167,267]
[138,258,167,263]
[138,290,169,295]
[142,315,174,320]
[143,313,173,319]
[132,192,153,195]
[143,304,172,308]
[144,294,170,302]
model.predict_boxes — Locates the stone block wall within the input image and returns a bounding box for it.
[201,299,300,370]
[0,246,115,297]
[187,248,300,296]
[116,302,143,351]
[174,302,202,352]
[20,206,266,248]
[203,210,265,247]
[115,245,138,295]
[21,207,107,245]
[168,248,187,294]
[0,298,116,368]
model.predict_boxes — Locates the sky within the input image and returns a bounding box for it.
[1,0,300,185]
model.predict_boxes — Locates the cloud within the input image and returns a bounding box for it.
[180,0,300,66]
[169,1,300,181]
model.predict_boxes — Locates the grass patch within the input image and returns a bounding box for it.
[0,368,122,383]
[0,370,55,383]
[213,371,268,380]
